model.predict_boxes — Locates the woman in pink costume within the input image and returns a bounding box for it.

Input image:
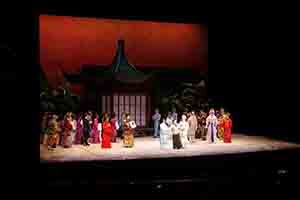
[91,113,101,143]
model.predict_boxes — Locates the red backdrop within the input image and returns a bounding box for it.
[40,15,207,92]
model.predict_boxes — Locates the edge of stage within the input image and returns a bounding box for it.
[40,133,300,192]
[40,133,300,163]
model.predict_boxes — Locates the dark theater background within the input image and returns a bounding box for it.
[11,7,296,195]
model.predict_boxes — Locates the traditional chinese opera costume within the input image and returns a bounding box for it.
[200,112,207,140]
[91,116,100,144]
[152,109,161,138]
[206,110,218,144]
[88,111,93,137]
[223,113,232,143]
[46,115,60,150]
[159,119,173,149]
[217,115,225,140]
[110,116,118,143]
[71,118,77,144]
[195,113,201,139]
[166,113,173,125]
[82,114,91,146]
[123,115,135,148]
[178,115,189,148]
[117,112,126,138]
[101,120,112,148]
[195,112,207,140]
[62,113,73,148]
[171,109,178,123]
[171,121,182,149]
[74,116,83,144]
[187,112,198,143]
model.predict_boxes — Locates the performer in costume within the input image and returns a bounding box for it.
[215,110,221,119]
[110,112,118,143]
[171,120,182,149]
[178,114,189,148]
[91,113,100,144]
[101,115,112,148]
[101,113,109,140]
[220,108,225,116]
[195,112,201,139]
[82,112,91,146]
[46,114,60,150]
[217,108,225,140]
[187,111,198,143]
[171,108,178,123]
[70,113,77,144]
[123,113,135,148]
[117,112,126,138]
[200,111,207,140]
[167,112,173,125]
[206,109,218,144]
[223,113,232,143]
[159,116,172,149]
[62,112,73,148]
[152,108,161,138]
[88,111,93,140]
[74,113,83,144]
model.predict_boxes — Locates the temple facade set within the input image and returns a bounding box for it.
[64,40,205,127]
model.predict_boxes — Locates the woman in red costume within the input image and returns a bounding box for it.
[110,112,118,143]
[63,112,73,148]
[101,114,112,148]
[223,113,232,143]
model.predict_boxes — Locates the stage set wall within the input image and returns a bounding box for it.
[39,15,208,95]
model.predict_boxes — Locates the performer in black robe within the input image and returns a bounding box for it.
[171,120,182,149]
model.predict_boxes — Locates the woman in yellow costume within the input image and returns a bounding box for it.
[46,114,60,150]
[217,108,225,140]
[123,113,136,148]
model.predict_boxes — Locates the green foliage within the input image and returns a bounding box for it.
[156,80,208,113]
[40,84,80,113]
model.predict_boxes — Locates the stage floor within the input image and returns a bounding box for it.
[40,134,300,163]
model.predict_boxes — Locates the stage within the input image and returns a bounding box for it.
[40,133,300,163]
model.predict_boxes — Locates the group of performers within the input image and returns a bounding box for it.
[40,111,136,151]
[40,107,232,151]
[153,108,233,150]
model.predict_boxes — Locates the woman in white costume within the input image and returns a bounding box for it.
[178,114,189,148]
[159,117,173,149]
